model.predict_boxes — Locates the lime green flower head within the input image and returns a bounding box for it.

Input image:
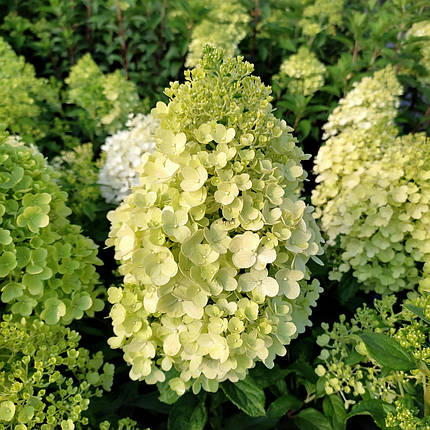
[185,0,250,68]
[277,47,326,97]
[66,54,140,135]
[106,48,323,396]
[0,315,114,429]
[0,136,104,324]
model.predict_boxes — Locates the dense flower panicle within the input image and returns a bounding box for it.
[99,114,160,204]
[0,37,58,140]
[276,46,326,96]
[298,0,344,36]
[106,48,323,395]
[407,21,430,85]
[185,0,250,68]
[66,54,140,135]
[311,66,429,294]
[321,65,402,140]
[315,292,430,427]
[0,315,114,429]
[52,143,102,224]
[0,136,104,324]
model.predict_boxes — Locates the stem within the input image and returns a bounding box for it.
[425,378,430,416]
[86,0,92,47]
[115,1,129,79]
[352,40,359,63]
[370,47,379,65]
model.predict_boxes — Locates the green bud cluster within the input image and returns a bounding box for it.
[99,417,148,430]
[0,315,114,429]
[185,0,250,68]
[52,143,103,226]
[312,67,430,294]
[315,292,430,417]
[298,0,344,37]
[275,46,326,97]
[0,136,104,323]
[386,400,430,430]
[66,54,140,135]
[106,48,323,396]
[0,37,58,141]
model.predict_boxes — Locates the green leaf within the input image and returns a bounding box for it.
[403,303,430,324]
[358,331,418,371]
[0,251,17,277]
[347,399,393,428]
[158,369,181,405]
[221,377,266,417]
[323,395,347,430]
[294,408,332,430]
[167,392,207,430]
[267,393,302,418]
[225,413,279,430]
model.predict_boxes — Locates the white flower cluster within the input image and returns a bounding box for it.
[279,47,326,96]
[99,114,160,204]
[185,0,250,68]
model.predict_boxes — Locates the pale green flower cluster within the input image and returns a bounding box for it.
[0,37,58,141]
[311,66,430,294]
[66,54,140,135]
[106,48,323,396]
[0,136,104,324]
[0,315,114,429]
[386,400,430,430]
[407,21,430,85]
[315,292,430,414]
[53,143,103,226]
[185,0,250,68]
[277,46,326,96]
[298,0,344,37]
[99,113,160,204]
[320,65,402,140]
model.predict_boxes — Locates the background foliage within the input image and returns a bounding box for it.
[0,0,430,429]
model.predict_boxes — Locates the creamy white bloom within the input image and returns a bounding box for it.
[99,113,160,204]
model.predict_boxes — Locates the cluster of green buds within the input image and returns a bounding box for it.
[66,54,140,135]
[275,46,326,97]
[0,37,58,141]
[106,48,323,396]
[315,292,430,425]
[298,0,344,37]
[0,135,104,323]
[99,417,148,430]
[0,315,114,429]
[312,66,430,294]
[185,0,250,68]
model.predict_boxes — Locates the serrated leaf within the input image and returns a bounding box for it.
[403,303,430,324]
[358,331,418,371]
[267,393,302,418]
[167,393,207,430]
[323,395,347,430]
[294,408,332,430]
[221,377,266,417]
[347,399,393,428]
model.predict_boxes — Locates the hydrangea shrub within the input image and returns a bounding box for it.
[298,0,344,37]
[315,292,430,429]
[311,66,430,294]
[52,143,103,226]
[66,54,140,136]
[0,136,104,324]
[0,37,58,141]
[99,114,159,204]
[0,315,114,429]
[185,0,250,68]
[407,20,430,85]
[106,48,323,396]
[275,46,326,97]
